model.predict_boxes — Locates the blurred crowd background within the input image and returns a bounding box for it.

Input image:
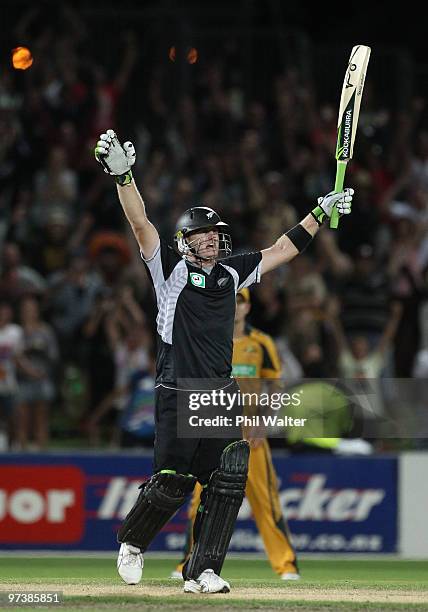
[0,2,428,451]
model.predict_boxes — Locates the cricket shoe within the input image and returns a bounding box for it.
[117,543,143,584]
[184,569,230,594]
[281,572,301,581]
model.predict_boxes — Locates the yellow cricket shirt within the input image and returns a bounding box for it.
[232,325,281,379]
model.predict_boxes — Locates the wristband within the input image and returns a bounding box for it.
[115,170,133,186]
[286,224,313,252]
[311,205,326,226]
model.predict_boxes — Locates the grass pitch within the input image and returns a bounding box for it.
[0,557,428,611]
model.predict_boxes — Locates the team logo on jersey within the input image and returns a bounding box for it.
[217,277,228,287]
[190,273,205,288]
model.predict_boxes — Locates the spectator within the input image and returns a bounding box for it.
[47,253,103,358]
[15,296,59,450]
[387,217,428,375]
[0,301,23,450]
[284,254,327,357]
[0,242,46,301]
[80,288,116,421]
[88,231,132,288]
[328,297,402,378]
[83,285,150,446]
[29,206,73,276]
[88,31,138,140]
[33,145,78,219]
[326,297,402,417]
[338,244,391,337]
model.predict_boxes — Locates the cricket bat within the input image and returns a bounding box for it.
[330,45,371,229]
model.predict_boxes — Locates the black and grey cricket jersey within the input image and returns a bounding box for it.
[143,239,262,384]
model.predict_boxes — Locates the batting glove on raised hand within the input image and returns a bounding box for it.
[311,188,354,225]
[95,129,136,185]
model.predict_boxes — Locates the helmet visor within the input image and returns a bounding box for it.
[176,227,232,260]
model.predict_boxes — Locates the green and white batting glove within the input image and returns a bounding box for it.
[311,188,354,226]
[94,129,136,186]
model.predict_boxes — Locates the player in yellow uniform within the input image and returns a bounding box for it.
[172,288,300,580]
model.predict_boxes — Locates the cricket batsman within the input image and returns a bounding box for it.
[172,287,300,580]
[95,129,353,594]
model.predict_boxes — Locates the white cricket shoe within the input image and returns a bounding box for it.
[117,543,143,584]
[184,568,230,594]
[183,578,201,593]
[281,572,301,580]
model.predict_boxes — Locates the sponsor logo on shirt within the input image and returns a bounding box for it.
[232,364,257,377]
[190,273,205,288]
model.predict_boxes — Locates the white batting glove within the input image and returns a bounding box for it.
[311,188,354,225]
[94,129,136,180]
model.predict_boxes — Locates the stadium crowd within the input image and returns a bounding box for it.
[1,4,428,450]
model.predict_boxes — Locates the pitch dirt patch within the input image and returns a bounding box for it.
[1,583,428,605]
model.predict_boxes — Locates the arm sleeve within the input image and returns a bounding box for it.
[222,252,262,290]
[141,238,182,292]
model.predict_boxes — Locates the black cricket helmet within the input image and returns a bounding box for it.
[174,206,232,260]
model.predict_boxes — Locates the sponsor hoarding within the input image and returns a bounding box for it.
[0,453,397,553]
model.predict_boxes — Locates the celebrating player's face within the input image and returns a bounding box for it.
[187,228,219,260]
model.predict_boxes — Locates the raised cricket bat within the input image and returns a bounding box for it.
[330,45,371,229]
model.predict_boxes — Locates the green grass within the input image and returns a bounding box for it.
[1,557,428,610]
[1,558,428,587]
